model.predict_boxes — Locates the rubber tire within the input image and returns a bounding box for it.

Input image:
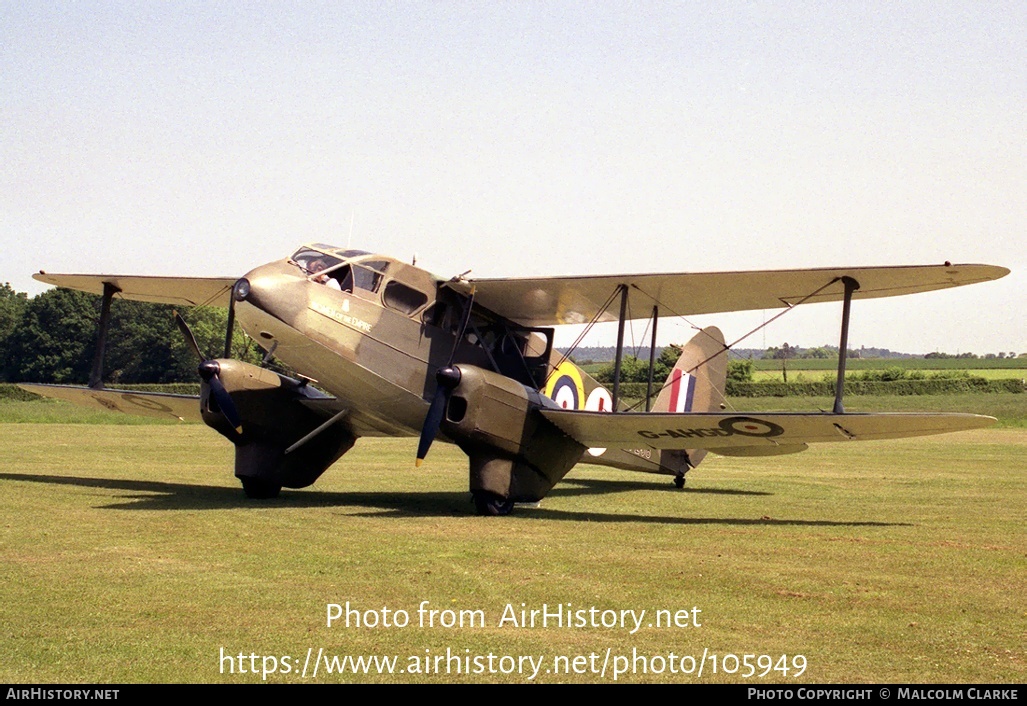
[472,491,515,516]
[241,478,282,499]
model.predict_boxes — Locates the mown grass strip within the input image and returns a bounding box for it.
[0,424,1023,683]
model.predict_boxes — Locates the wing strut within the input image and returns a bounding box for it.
[88,281,121,390]
[285,408,350,454]
[645,305,659,412]
[832,276,860,414]
[611,284,629,411]
[223,281,238,358]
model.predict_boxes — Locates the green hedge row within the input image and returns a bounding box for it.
[1,382,201,401]
[615,378,1024,399]
[727,378,1024,397]
[751,358,1027,371]
[0,383,43,401]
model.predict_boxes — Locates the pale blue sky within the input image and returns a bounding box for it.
[2,2,1023,354]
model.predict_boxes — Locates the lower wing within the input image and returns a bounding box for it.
[541,410,995,453]
[18,384,202,423]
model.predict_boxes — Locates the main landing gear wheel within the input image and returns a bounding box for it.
[673,472,686,489]
[241,478,282,499]
[472,491,515,516]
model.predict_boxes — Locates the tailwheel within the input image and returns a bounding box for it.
[673,472,686,489]
[472,491,515,516]
[241,477,282,499]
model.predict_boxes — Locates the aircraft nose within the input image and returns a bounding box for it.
[234,264,308,325]
[236,272,273,314]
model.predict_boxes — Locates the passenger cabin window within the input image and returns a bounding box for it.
[383,281,429,315]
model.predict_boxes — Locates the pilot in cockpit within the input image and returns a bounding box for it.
[309,258,342,291]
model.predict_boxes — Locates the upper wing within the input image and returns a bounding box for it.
[465,263,1009,326]
[540,409,996,452]
[32,273,238,307]
[18,384,203,422]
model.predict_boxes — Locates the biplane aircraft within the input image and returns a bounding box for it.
[20,246,1008,514]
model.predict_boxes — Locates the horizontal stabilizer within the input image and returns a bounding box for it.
[540,409,996,451]
[32,273,238,307]
[18,384,202,423]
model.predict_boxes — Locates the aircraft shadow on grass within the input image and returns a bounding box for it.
[0,472,911,527]
[555,476,771,497]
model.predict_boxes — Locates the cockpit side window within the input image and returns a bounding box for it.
[296,252,344,288]
[332,265,354,292]
[351,261,389,292]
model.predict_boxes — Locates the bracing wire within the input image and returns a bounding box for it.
[625,277,844,412]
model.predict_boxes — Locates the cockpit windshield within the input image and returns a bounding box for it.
[291,247,342,275]
[291,246,372,272]
[290,245,388,293]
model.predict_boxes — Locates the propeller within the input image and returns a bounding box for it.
[174,310,243,435]
[415,365,461,466]
[415,287,475,466]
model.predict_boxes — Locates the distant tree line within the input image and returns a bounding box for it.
[3,282,1020,385]
[925,350,1022,359]
[0,284,260,384]
[592,346,755,385]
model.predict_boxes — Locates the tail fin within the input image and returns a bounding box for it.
[653,326,728,414]
[653,326,728,473]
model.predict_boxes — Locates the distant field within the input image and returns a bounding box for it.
[752,369,1027,382]
[580,359,1027,388]
[581,358,1027,375]
[751,358,1027,371]
[0,423,1022,683]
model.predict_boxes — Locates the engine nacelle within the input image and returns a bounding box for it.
[201,359,354,494]
[441,365,585,503]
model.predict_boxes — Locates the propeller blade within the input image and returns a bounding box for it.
[415,386,449,466]
[207,372,243,434]
[415,365,462,466]
[177,311,243,435]
[415,287,475,466]
[174,311,204,362]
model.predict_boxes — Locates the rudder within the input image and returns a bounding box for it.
[652,326,728,473]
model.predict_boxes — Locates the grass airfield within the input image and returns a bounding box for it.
[0,401,1024,683]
